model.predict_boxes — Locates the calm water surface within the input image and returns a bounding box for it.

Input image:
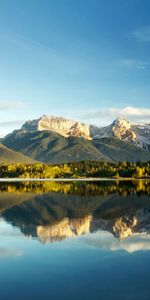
[0,180,150,300]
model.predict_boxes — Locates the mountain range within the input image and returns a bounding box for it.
[1,115,150,163]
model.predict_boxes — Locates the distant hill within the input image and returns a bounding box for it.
[0,143,35,164]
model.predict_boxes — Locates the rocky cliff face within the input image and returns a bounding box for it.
[22,115,91,140]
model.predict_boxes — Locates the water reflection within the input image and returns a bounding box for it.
[83,231,150,253]
[0,180,150,248]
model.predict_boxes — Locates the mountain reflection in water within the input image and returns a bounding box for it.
[0,180,150,245]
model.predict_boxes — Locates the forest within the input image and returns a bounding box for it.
[0,161,149,179]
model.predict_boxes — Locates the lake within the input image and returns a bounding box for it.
[0,180,150,300]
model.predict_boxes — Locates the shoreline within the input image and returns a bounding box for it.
[0,177,149,182]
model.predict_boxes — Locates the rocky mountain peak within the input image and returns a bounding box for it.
[112,117,131,127]
[22,115,91,140]
[111,117,137,141]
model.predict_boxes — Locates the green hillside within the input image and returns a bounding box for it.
[2,131,109,163]
[2,130,150,163]
[0,143,35,164]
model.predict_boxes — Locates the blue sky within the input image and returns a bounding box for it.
[0,0,150,136]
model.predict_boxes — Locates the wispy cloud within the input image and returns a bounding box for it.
[131,26,150,42]
[0,118,25,137]
[0,101,24,111]
[83,106,150,125]
[1,31,57,53]
[0,120,25,127]
[120,59,148,70]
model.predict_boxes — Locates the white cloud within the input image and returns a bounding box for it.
[132,26,150,42]
[83,106,150,126]
[120,59,148,70]
[0,101,24,111]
